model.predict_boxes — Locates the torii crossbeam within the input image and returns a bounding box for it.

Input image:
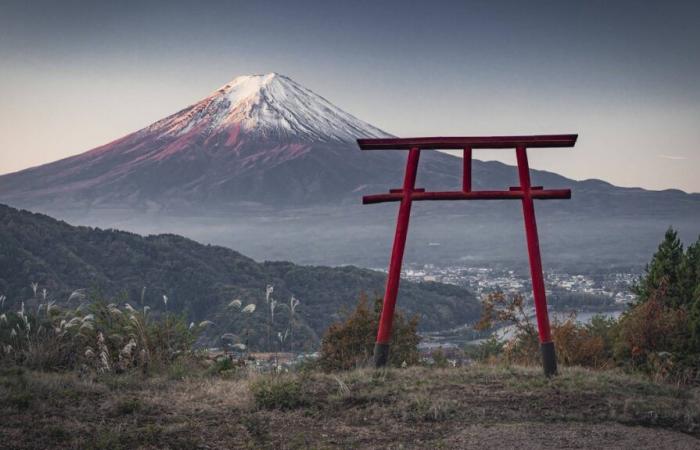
[358,134,577,376]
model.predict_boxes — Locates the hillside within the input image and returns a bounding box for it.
[1,365,697,449]
[0,203,480,348]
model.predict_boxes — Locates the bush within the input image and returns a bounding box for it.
[430,348,449,368]
[552,317,608,368]
[317,293,419,371]
[475,292,541,366]
[624,228,700,381]
[475,292,614,369]
[614,287,694,380]
[464,336,504,362]
[251,376,306,410]
[205,357,241,379]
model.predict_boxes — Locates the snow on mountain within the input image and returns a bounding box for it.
[145,73,391,143]
[0,72,698,270]
[0,73,403,209]
[2,71,696,222]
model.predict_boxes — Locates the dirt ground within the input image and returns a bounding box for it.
[1,364,698,449]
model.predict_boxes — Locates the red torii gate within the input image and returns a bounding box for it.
[358,134,577,376]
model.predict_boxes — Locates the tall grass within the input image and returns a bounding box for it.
[0,289,201,373]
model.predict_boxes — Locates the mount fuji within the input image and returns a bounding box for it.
[0,74,384,209]
[0,73,698,268]
[0,73,572,211]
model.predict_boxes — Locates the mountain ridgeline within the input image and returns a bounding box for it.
[0,73,395,209]
[0,72,697,269]
[0,72,696,212]
[0,203,480,349]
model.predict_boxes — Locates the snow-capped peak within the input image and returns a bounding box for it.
[148,73,391,143]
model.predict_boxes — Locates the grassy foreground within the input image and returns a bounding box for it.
[1,364,698,449]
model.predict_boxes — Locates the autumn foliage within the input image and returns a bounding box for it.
[317,293,419,371]
[472,228,700,382]
[475,291,612,368]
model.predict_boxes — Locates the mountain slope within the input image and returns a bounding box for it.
[0,72,698,269]
[0,203,480,348]
[0,73,406,209]
[1,72,698,214]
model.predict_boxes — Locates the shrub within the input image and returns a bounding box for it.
[552,317,608,368]
[317,293,420,371]
[430,348,449,368]
[464,336,504,362]
[626,228,700,381]
[475,292,615,369]
[205,357,241,379]
[614,286,692,379]
[251,376,306,410]
[475,292,540,365]
[585,314,619,360]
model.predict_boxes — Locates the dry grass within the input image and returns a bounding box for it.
[1,364,698,449]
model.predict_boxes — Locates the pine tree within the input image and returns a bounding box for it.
[634,227,687,307]
[685,236,700,300]
[685,236,700,346]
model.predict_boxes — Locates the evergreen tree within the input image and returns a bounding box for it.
[634,227,687,307]
[685,236,700,346]
[685,237,700,300]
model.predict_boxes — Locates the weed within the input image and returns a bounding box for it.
[402,395,457,422]
[251,376,306,410]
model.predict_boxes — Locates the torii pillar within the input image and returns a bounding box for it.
[359,135,577,376]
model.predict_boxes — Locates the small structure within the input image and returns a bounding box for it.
[358,135,577,376]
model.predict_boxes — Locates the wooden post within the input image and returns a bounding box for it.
[374,147,420,367]
[462,146,472,192]
[516,146,557,376]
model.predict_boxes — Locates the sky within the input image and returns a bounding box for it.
[0,0,699,193]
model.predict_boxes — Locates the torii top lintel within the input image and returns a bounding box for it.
[358,134,576,205]
[357,134,578,150]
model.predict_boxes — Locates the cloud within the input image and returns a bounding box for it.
[657,154,688,161]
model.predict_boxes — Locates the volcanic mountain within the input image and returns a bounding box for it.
[0,73,456,210]
[0,72,577,212]
[1,73,698,269]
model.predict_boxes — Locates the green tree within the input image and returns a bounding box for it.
[616,231,700,379]
[685,236,700,346]
[686,237,700,298]
[634,227,687,307]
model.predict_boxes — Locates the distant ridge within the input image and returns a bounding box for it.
[0,202,480,347]
[0,73,697,269]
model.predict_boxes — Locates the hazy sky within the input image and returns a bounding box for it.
[1,0,699,192]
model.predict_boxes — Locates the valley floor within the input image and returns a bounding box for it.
[1,364,698,449]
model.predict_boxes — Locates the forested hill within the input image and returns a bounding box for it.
[0,203,479,348]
